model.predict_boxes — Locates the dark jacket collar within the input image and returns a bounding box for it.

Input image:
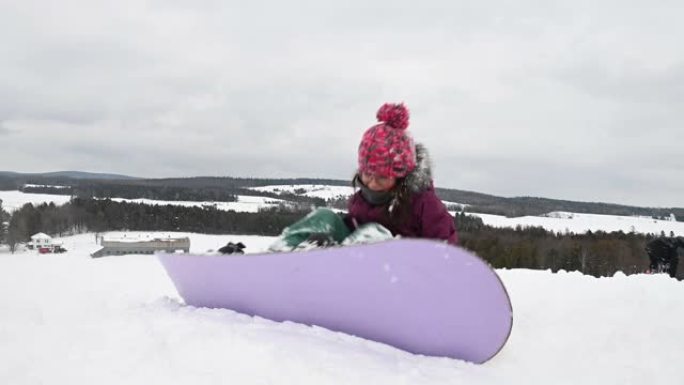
[355,176,394,205]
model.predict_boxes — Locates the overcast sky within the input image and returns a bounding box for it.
[1,0,683,207]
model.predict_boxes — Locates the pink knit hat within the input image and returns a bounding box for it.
[357,103,416,178]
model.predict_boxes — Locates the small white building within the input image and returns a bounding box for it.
[30,233,53,249]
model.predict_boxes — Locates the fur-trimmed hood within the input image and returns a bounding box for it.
[404,143,433,193]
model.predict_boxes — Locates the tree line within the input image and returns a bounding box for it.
[4,198,313,252]
[19,182,327,207]
[3,197,675,279]
[436,189,684,220]
[454,212,678,279]
[2,172,683,220]
[0,200,9,245]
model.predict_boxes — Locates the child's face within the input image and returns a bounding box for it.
[360,172,397,192]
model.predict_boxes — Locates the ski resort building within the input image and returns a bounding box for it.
[91,236,190,258]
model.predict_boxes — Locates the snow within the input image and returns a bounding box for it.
[108,195,289,213]
[23,184,71,189]
[0,190,72,212]
[0,232,682,384]
[464,211,684,236]
[0,191,291,214]
[442,200,469,209]
[249,184,355,200]
[251,186,469,209]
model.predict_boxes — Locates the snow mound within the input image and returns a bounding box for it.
[0,232,682,384]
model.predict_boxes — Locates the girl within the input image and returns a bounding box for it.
[269,103,458,252]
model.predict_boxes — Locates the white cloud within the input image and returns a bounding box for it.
[1,0,683,207]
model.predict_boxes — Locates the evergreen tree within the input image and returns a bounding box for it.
[0,199,8,244]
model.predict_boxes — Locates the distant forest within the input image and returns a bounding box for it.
[2,197,680,280]
[1,172,682,220]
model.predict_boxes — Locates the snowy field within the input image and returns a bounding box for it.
[249,184,355,200]
[3,189,683,236]
[0,190,72,212]
[467,211,684,237]
[0,232,682,385]
[109,195,289,213]
[0,190,289,214]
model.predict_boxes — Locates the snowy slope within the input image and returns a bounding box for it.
[0,232,682,385]
[467,211,684,236]
[0,190,289,214]
[109,195,290,213]
[249,184,354,200]
[0,190,72,212]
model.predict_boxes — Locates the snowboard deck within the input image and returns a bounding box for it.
[158,239,513,363]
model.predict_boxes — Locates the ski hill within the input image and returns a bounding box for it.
[0,232,682,385]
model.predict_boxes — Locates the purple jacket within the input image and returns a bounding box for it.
[345,144,458,245]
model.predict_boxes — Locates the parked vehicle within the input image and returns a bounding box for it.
[37,245,68,254]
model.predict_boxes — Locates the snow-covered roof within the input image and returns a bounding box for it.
[30,232,52,240]
[102,234,190,243]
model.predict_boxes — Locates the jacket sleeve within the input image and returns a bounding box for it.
[342,192,361,232]
[418,190,459,245]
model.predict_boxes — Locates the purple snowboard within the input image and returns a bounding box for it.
[158,239,513,363]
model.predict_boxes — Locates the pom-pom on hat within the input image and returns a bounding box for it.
[358,103,416,179]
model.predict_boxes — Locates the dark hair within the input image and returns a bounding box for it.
[351,173,414,231]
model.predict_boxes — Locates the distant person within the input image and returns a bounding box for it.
[267,103,458,252]
[645,236,684,277]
